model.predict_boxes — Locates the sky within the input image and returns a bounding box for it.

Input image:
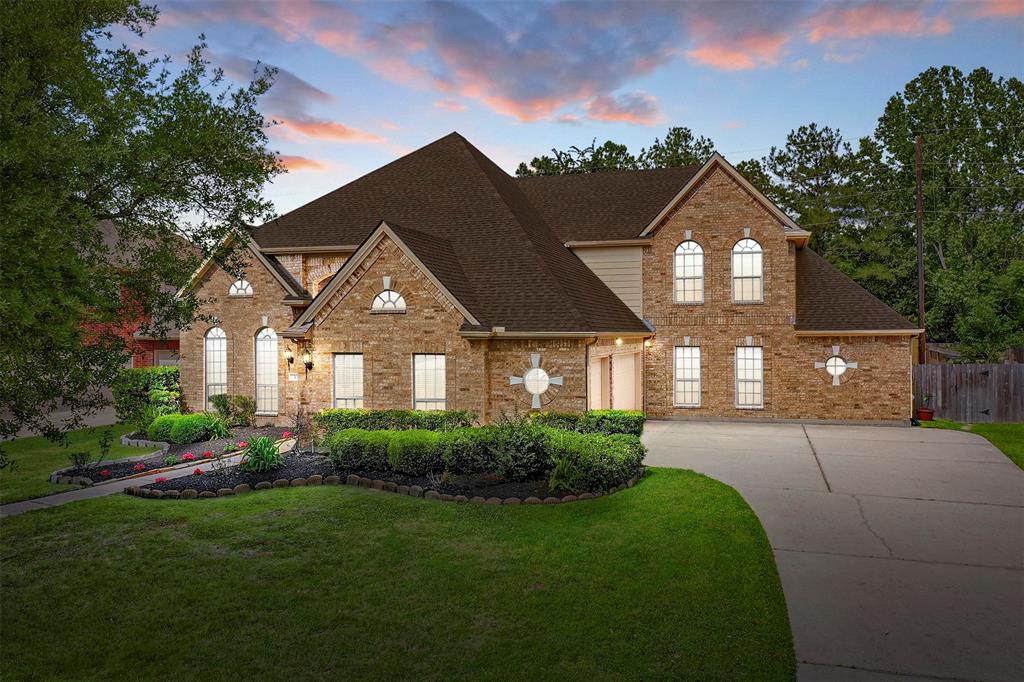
[139,0,1024,215]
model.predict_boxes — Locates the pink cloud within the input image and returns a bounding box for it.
[970,0,1024,17]
[275,117,385,143]
[686,32,788,70]
[825,51,863,64]
[790,58,810,71]
[279,155,328,171]
[585,92,663,125]
[724,121,744,130]
[556,114,581,125]
[434,99,468,112]
[804,2,953,43]
[380,120,400,131]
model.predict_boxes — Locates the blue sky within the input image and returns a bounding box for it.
[142,0,1023,214]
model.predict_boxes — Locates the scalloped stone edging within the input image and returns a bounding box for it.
[125,469,646,503]
[120,434,171,451]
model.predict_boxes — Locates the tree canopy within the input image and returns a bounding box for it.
[516,67,1023,362]
[0,0,282,447]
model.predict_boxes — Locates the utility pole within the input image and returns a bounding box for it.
[915,135,926,364]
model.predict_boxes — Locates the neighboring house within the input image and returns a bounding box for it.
[179,133,921,424]
[94,220,181,368]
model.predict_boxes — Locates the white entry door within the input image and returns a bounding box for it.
[611,352,641,410]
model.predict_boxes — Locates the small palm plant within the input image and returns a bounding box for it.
[239,436,284,472]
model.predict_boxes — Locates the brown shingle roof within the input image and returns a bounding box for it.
[795,248,918,332]
[254,133,648,333]
[515,166,700,242]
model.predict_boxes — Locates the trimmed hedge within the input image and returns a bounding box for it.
[314,409,477,434]
[326,423,646,492]
[111,367,181,425]
[147,413,221,444]
[529,410,646,437]
[547,431,646,494]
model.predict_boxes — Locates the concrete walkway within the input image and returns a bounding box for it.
[643,421,1024,682]
[0,454,247,518]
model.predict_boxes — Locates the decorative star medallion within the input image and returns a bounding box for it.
[510,353,564,409]
[814,345,858,386]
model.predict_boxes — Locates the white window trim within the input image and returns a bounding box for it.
[333,353,364,409]
[254,328,279,416]
[673,346,701,407]
[204,327,227,411]
[731,238,764,304]
[371,289,407,314]
[734,346,764,409]
[412,353,446,410]
[674,241,704,305]
[229,278,253,297]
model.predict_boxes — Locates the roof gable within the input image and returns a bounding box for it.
[180,239,305,300]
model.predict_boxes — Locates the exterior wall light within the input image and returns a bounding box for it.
[302,350,314,372]
[644,339,653,348]
[284,349,294,365]
[615,337,624,346]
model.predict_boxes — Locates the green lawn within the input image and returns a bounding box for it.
[0,468,795,680]
[0,424,153,504]
[921,419,1024,470]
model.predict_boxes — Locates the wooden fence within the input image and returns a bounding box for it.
[914,364,1024,423]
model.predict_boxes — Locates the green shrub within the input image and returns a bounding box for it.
[386,430,442,476]
[313,409,476,434]
[240,436,284,472]
[231,395,257,427]
[440,427,495,474]
[327,429,392,471]
[209,394,232,421]
[546,431,646,494]
[147,413,219,444]
[111,367,181,429]
[164,455,180,466]
[489,419,551,481]
[208,416,230,439]
[530,410,646,436]
[147,415,177,442]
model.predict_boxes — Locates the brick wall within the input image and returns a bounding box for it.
[131,339,179,368]
[179,255,295,415]
[642,166,912,421]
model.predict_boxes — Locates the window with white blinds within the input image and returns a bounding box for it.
[255,328,278,414]
[333,354,364,408]
[413,354,446,410]
[674,346,701,407]
[735,346,764,408]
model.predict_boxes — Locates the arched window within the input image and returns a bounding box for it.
[371,289,406,312]
[229,278,253,296]
[204,327,227,410]
[255,328,278,415]
[732,238,763,303]
[674,241,704,303]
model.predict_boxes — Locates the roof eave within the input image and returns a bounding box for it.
[793,328,924,337]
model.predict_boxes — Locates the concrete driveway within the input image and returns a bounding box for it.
[643,421,1024,682]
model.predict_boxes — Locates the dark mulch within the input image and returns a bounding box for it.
[144,451,569,498]
[64,426,287,482]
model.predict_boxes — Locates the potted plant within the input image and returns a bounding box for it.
[916,395,934,421]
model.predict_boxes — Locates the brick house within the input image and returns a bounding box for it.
[179,133,920,423]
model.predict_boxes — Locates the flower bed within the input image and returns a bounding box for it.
[52,426,286,486]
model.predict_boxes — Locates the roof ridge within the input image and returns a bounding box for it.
[514,164,704,181]
[455,136,593,331]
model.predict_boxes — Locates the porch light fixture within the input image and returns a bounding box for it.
[644,339,653,348]
[615,337,623,346]
[284,349,294,365]
[302,350,314,372]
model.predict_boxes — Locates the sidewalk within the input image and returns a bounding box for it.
[0,453,247,518]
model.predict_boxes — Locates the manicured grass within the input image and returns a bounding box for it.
[0,424,153,504]
[921,419,1024,470]
[0,469,795,680]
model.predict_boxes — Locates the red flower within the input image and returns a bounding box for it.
[193,468,203,476]
[133,462,146,472]
[182,453,196,461]
[99,469,111,478]
[282,431,292,438]
[237,441,248,448]
[202,451,214,459]
[154,476,168,484]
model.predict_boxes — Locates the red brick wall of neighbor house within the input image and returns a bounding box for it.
[131,339,179,367]
[287,234,588,421]
[178,255,295,414]
[642,166,912,421]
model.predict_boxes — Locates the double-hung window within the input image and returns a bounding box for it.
[413,354,446,410]
[674,346,701,407]
[732,239,763,303]
[735,346,764,408]
[333,354,364,408]
[674,241,704,303]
